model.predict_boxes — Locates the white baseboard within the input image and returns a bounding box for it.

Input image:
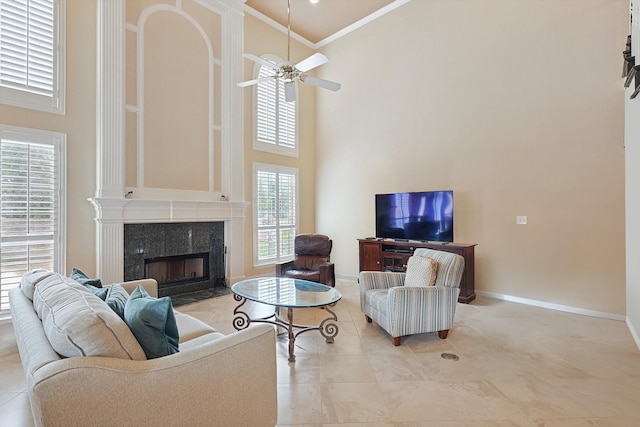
[627,317,640,350]
[476,290,626,322]
[336,274,358,282]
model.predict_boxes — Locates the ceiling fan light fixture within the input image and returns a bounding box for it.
[237,0,341,102]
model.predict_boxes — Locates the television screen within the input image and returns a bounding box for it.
[375,191,454,242]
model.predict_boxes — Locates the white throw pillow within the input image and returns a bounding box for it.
[20,269,55,301]
[404,255,438,287]
[32,274,147,360]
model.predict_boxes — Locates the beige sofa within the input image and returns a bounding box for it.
[9,271,277,427]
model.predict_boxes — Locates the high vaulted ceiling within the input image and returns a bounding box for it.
[244,0,405,46]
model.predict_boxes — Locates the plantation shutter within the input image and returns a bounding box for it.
[0,0,55,96]
[254,164,297,265]
[0,137,57,312]
[256,169,277,261]
[278,172,296,257]
[255,60,297,154]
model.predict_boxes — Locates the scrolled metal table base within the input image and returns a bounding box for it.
[232,297,339,362]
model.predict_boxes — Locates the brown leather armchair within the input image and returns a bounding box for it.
[275,234,335,287]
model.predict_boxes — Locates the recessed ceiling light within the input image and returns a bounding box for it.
[309,0,320,4]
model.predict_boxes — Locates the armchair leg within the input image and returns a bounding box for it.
[438,329,449,339]
[392,336,402,346]
[365,315,372,323]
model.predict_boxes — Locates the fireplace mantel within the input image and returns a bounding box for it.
[89,197,249,285]
[89,198,249,224]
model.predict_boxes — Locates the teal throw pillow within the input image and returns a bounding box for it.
[124,285,179,359]
[105,284,129,319]
[86,285,108,300]
[70,267,103,288]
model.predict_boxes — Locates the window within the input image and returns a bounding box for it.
[254,55,297,156]
[253,163,298,266]
[0,0,65,114]
[0,125,65,313]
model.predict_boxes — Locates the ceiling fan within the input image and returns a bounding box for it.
[237,0,341,102]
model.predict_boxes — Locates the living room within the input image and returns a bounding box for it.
[1,0,640,425]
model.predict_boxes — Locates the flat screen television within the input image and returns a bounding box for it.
[375,190,454,242]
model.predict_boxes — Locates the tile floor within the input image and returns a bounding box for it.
[2,279,640,426]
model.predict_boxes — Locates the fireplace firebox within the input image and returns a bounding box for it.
[145,252,209,286]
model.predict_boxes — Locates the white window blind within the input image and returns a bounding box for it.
[0,0,64,114]
[0,125,65,313]
[255,57,297,156]
[254,163,298,266]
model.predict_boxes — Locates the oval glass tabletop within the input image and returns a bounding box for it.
[231,277,341,308]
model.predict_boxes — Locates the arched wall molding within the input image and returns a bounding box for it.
[91,0,247,284]
[135,3,219,196]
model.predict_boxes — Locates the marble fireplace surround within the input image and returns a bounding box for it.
[124,221,225,297]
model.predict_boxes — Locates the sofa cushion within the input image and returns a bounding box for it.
[124,285,179,359]
[365,288,389,316]
[20,269,55,301]
[174,310,218,343]
[105,284,129,319]
[178,331,226,351]
[404,255,438,287]
[70,267,103,288]
[32,274,146,360]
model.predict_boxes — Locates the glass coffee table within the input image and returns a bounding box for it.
[231,277,342,362]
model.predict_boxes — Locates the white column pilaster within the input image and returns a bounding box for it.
[96,0,125,199]
[94,0,126,281]
[89,199,127,284]
[221,0,245,202]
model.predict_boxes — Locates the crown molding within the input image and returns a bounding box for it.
[243,0,411,51]
[314,0,411,48]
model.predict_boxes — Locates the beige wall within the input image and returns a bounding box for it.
[626,84,640,340]
[242,14,317,278]
[0,0,97,276]
[315,0,628,315]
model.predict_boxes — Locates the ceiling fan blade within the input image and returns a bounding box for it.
[236,76,273,88]
[300,75,341,92]
[295,53,329,72]
[243,53,279,72]
[284,81,296,102]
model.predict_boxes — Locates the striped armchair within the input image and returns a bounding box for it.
[359,248,465,346]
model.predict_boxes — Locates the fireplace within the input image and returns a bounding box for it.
[124,222,224,298]
[145,252,210,296]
